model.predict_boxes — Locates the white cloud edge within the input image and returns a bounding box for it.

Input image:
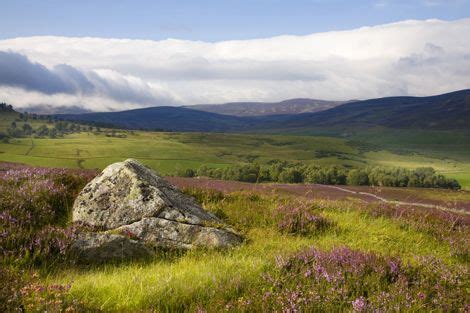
[0,18,469,111]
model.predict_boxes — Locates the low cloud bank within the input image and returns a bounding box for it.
[0,18,469,112]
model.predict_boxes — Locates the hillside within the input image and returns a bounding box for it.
[55,89,470,132]
[188,98,349,116]
[57,106,259,132]
[274,89,470,130]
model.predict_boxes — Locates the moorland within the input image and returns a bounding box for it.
[0,89,469,311]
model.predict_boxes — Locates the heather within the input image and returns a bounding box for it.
[0,163,96,311]
[0,163,97,266]
[1,163,469,311]
[49,188,469,311]
[229,247,468,311]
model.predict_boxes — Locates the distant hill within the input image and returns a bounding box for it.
[272,89,470,130]
[55,89,470,132]
[56,106,259,132]
[22,104,93,115]
[188,98,350,116]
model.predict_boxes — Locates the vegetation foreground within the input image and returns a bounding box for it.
[1,162,469,311]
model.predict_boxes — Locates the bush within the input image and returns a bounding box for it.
[229,247,469,311]
[0,267,25,311]
[346,169,369,186]
[276,202,334,236]
[278,168,303,183]
[0,165,97,266]
[177,168,196,177]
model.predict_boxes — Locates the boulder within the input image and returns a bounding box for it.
[72,159,242,262]
[71,233,153,263]
[114,217,243,249]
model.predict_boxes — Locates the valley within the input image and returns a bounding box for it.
[1,129,469,188]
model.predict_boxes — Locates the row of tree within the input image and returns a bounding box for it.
[3,121,99,140]
[0,102,14,112]
[178,161,461,190]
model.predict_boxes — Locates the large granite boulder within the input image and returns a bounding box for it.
[71,233,154,263]
[72,159,242,262]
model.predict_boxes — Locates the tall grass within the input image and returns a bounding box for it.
[48,190,468,311]
[1,165,468,311]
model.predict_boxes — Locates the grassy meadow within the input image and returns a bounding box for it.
[1,164,468,311]
[1,110,469,310]
[1,128,469,188]
[50,198,463,311]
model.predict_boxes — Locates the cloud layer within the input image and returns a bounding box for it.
[0,18,469,112]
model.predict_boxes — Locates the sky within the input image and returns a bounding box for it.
[0,0,469,111]
[2,0,470,41]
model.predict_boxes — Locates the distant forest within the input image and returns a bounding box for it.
[179,161,461,190]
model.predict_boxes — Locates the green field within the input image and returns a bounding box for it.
[1,111,469,188]
[1,130,469,187]
[2,112,469,311]
[43,192,467,311]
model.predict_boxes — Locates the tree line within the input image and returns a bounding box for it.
[177,161,461,190]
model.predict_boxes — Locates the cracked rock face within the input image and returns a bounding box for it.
[72,159,242,263]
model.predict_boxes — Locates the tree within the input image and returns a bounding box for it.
[279,168,303,183]
[0,103,13,111]
[177,168,196,177]
[35,125,48,137]
[49,128,58,138]
[257,167,271,182]
[346,169,369,186]
[22,123,33,136]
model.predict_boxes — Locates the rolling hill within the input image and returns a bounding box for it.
[55,89,470,132]
[56,106,258,132]
[188,98,350,116]
[273,89,470,131]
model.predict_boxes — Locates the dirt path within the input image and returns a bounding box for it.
[321,185,468,215]
[168,177,470,215]
[24,139,35,156]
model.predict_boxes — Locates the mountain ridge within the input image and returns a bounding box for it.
[53,89,470,132]
[187,98,352,116]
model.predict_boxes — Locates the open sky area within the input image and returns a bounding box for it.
[0,0,469,111]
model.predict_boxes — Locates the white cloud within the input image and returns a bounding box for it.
[0,18,469,111]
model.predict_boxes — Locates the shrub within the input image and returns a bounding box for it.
[177,168,196,177]
[275,202,334,236]
[346,169,369,185]
[0,165,97,266]
[363,203,470,262]
[229,247,469,311]
[0,267,25,311]
[278,168,303,183]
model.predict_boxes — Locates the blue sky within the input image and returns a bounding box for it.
[0,1,469,110]
[1,0,469,41]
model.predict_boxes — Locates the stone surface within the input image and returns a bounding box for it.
[72,159,242,262]
[71,232,153,263]
[114,217,243,250]
[73,159,217,229]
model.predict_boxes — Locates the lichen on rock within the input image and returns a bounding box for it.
[72,159,242,263]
